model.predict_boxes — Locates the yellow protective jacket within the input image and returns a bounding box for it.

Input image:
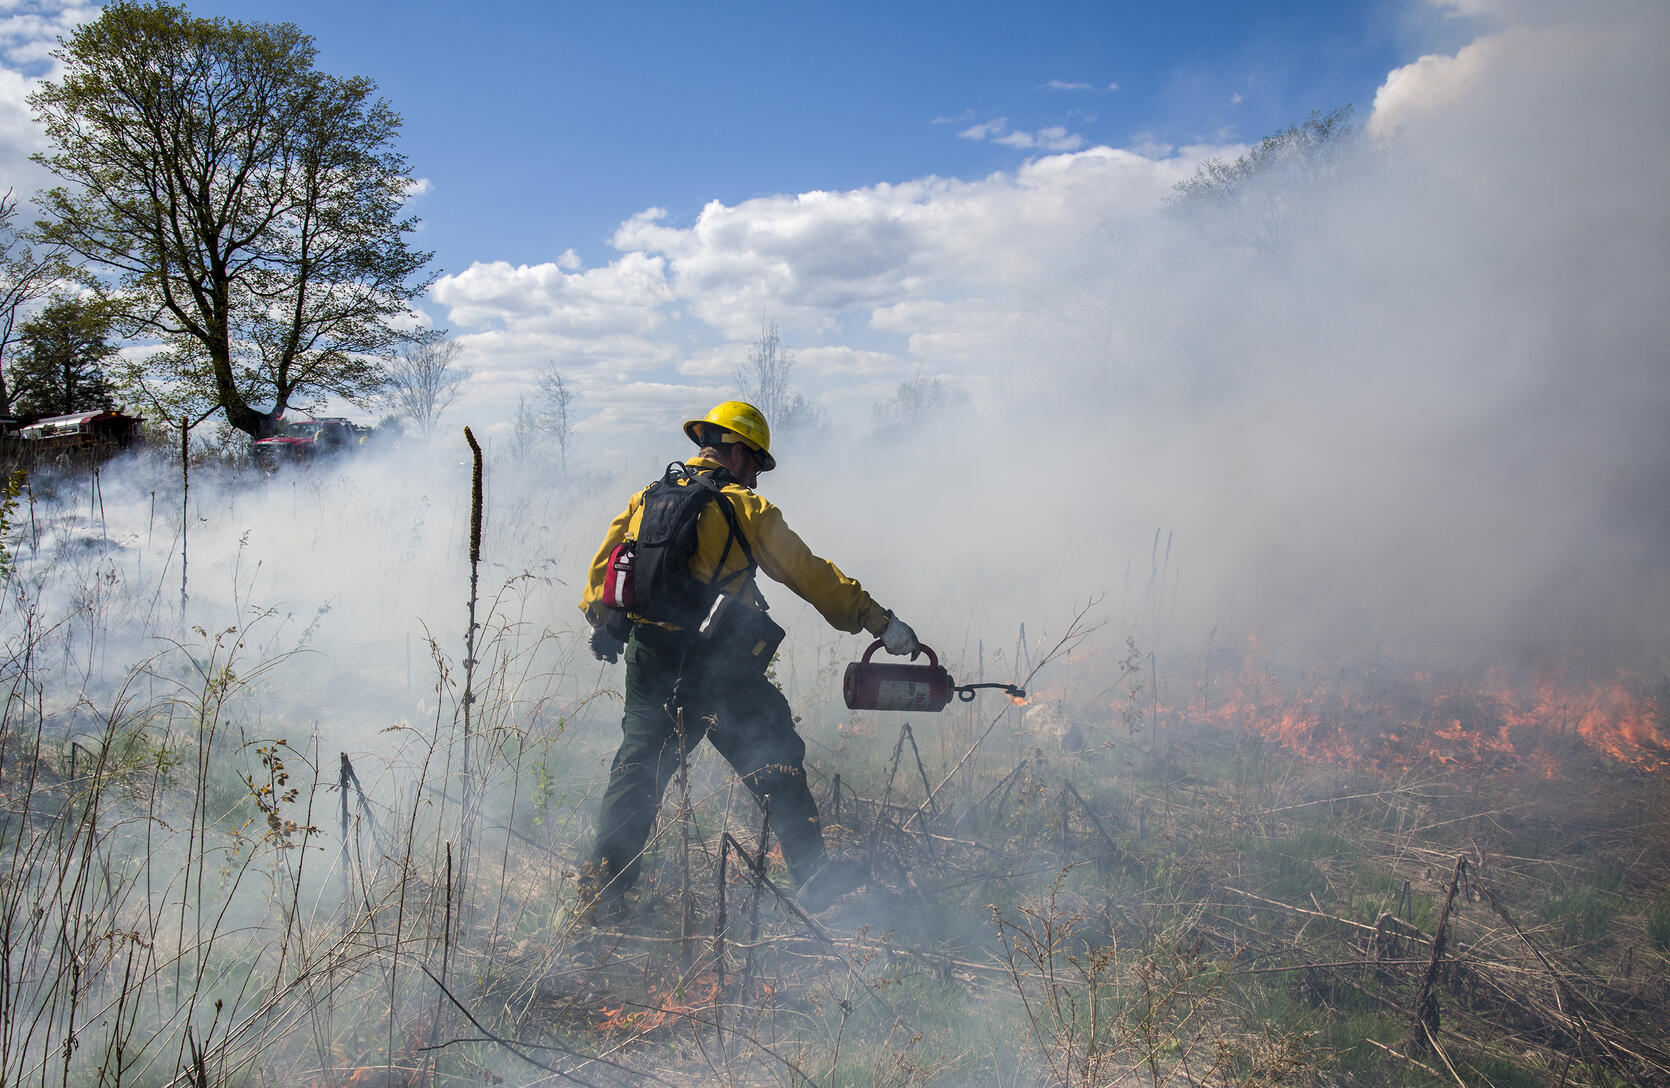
[581,457,891,636]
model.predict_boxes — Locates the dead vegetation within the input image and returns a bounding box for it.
[2,469,1668,1087]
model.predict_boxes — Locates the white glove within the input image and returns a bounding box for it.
[880,612,921,658]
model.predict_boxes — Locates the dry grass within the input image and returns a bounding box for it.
[3,466,1667,1087]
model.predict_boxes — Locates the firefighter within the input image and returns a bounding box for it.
[579,400,922,918]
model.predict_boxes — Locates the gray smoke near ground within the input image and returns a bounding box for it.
[7,1,1666,757]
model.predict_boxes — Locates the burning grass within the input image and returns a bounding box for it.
[2,467,1668,1087]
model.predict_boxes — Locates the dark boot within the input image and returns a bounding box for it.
[577,863,629,926]
[796,856,870,914]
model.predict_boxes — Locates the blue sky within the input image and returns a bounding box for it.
[178,0,1438,274]
[0,0,1644,460]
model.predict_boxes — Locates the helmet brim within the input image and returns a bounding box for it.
[684,418,776,471]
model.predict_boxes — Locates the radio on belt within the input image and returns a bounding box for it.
[842,640,1025,712]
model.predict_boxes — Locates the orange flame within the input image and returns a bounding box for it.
[597,973,726,1035]
[1156,646,1666,776]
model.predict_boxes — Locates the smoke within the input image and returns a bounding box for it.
[6,444,615,758]
[738,1,1670,683]
[5,1,1661,784]
[6,5,1665,1082]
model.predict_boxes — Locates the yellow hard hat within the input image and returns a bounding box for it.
[683,400,775,471]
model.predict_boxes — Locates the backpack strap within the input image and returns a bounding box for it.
[685,468,760,601]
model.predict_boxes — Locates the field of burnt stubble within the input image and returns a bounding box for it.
[1,451,1668,1088]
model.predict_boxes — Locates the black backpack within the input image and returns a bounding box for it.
[628,463,756,629]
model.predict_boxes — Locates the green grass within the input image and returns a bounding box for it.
[1545,875,1624,944]
[1645,890,1670,951]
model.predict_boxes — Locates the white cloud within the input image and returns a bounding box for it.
[995,125,1084,152]
[426,136,1215,453]
[675,340,905,383]
[1230,91,1244,105]
[431,251,673,336]
[1044,79,1092,91]
[794,344,907,379]
[1426,0,1597,24]
[1129,134,1175,159]
[956,118,1007,141]
[1106,81,1120,91]
[870,298,1033,370]
[960,118,1087,153]
[1,3,97,68]
[1368,3,1668,218]
[599,146,1199,344]
[568,379,731,437]
[0,4,113,208]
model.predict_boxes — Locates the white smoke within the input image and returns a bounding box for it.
[752,0,1670,682]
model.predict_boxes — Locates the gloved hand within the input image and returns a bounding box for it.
[590,624,625,664]
[880,611,921,659]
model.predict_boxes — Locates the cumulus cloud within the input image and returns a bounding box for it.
[1,2,97,67]
[0,2,95,202]
[430,137,1206,456]
[430,252,673,336]
[611,148,1193,340]
[1043,79,1092,91]
[571,379,729,438]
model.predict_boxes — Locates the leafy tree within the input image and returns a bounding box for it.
[29,2,434,438]
[11,296,118,419]
[735,318,822,436]
[1166,105,1358,254]
[384,337,466,440]
[0,190,65,416]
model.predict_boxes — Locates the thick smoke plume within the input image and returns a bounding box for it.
[750,1,1670,684]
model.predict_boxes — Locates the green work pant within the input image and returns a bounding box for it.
[590,623,826,893]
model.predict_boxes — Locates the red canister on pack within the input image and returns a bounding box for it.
[601,541,635,609]
[843,639,955,712]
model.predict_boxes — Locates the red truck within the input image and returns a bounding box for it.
[251,417,371,472]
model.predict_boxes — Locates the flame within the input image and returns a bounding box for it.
[316,1024,429,1086]
[1167,646,1666,776]
[596,972,726,1034]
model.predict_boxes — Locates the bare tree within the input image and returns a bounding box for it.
[735,318,823,436]
[385,338,467,439]
[535,362,576,471]
[508,394,540,461]
[0,190,63,416]
[1165,105,1359,256]
[873,375,970,439]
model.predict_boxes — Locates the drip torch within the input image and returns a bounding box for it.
[842,640,1025,712]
